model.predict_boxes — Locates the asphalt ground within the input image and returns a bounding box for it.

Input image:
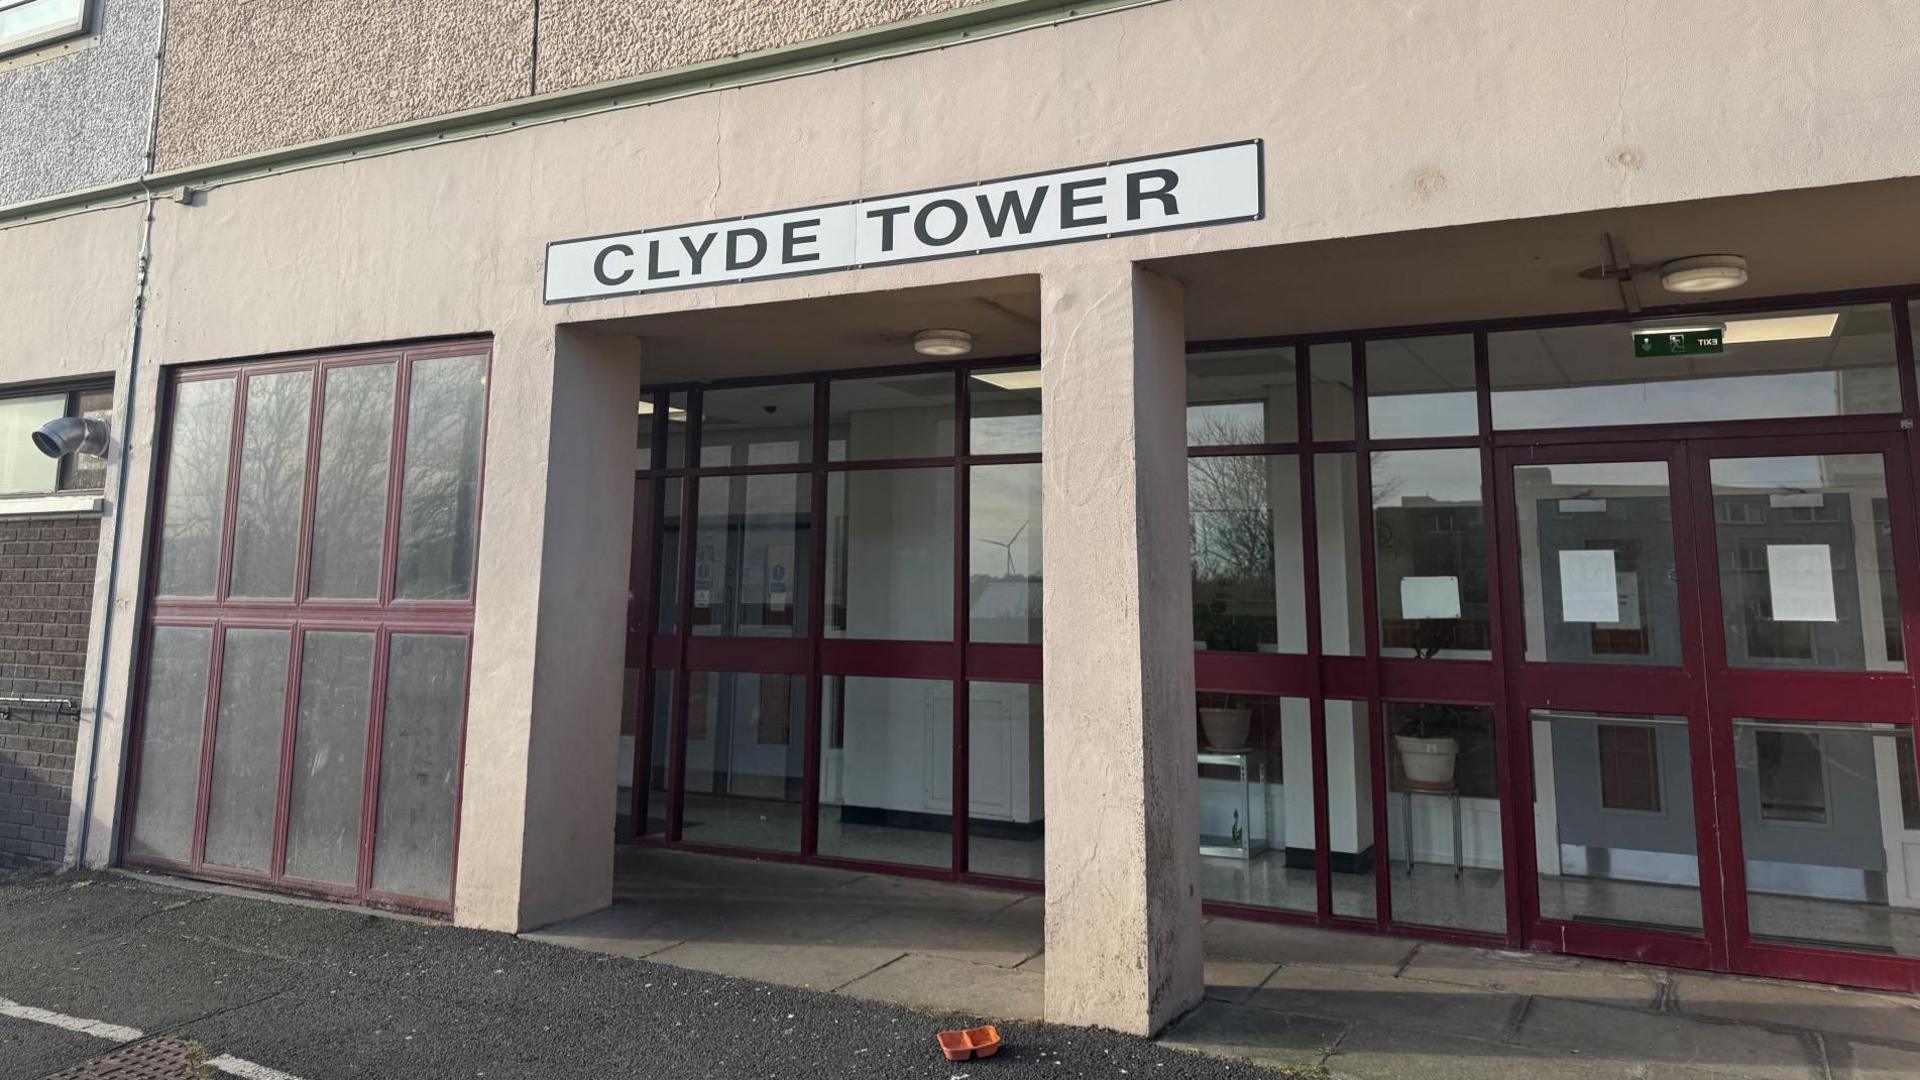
[0,868,1295,1080]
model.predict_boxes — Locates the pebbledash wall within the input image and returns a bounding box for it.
[7,0,1920,1036]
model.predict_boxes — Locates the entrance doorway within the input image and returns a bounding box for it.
[1503,433,1920,985]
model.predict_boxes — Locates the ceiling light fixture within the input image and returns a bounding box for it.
[1659,254,1749,294]
[1722,312,1839,344]
[913,329,974,357]
[971,369,1043,391]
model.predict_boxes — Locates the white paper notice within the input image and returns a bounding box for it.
[1766,544,1837,622]
[1559,550,1620,623]
[1401,576,1462,619]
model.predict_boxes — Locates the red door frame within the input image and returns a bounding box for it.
[1496,430,1920,992]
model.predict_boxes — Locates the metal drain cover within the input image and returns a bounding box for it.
[40,1036,208,1079]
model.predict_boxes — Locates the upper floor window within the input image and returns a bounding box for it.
[0,385,110,496]
[0,0,90,59]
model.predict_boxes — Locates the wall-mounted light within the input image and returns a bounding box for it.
[31,416,109,460]
[913,329,974,357]
[1659,254,1748,294]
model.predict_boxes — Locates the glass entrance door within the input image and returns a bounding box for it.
[1691,434,1920,988]
[1498,442,1721,970]
[1500,434,1920,988]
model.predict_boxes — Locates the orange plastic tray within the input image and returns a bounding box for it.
[936,1025,1002,1061]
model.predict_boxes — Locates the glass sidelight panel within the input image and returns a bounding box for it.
[1710,454,1903,671]
[1327,699,1376,919]
[1196,694,1312,914]
[1366,334,1477,439]
[681,671,805,853]
[655,477,684,632]
[202,629,293,873]
[1384,702,1504,933]
[1308,343,1356,441]
[283,632,375,886]
[394,354,488,601]
[371,634,469,901]
[309,363,397,599]
[1491,304,1900,430]
[126,626,215,863]
[1530,710,1702,933]
[642,671,672,837]
[1186,347,1297,446]
[1316,455,1366,656]
[1373,449,1490,660]
[1513,460,1682,665]
[700,383,814,467]
[968,366,1042,455]
[155,379,237,597]
[826,468,953,640]
[228,371,313,598]
[693,473,811,637]
[828,372,955,461]
[1189,455,1305,653]
[1734,721,1920,956]
[969,463,1042,645]
[817,675,953,870]
[966,681,1045,881]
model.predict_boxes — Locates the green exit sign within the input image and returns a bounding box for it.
[1634,327,1724,357]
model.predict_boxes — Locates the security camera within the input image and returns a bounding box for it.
[32,416,110,460]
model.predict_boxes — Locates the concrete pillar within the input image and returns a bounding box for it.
[1040,261,1203,1035]
[455,322,638,932]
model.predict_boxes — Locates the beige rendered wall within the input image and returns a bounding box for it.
[38,0,1920,1018]
[0,206,143,384]
[151,0,987,171]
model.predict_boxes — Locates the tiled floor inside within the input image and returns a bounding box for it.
[531,846,1920,1079]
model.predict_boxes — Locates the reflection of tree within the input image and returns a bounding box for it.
[230,372,313,596]
[396,357,488,600]
[1189,415,1275,650]
[159,380,238,596]
[311,365,396,598]
[967,464,1042,644]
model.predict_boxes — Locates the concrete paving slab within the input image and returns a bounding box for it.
[523,904,684,958]
[1158,999,1344,1071]
[1323,1020,1693,1080]
[1400,942,1663,1008]
[1201,917,1418,974]
[1242,964,1526,1044]
[645,937,908,991]
[833,906,1041,968]
[829,872,1031,916]
[1827,1039,1920,1080]
[1669,972,1920,1045]
[835,951,1046,1021]
[1513,998,1823,1080]
[613,848,864,902]
[1202,957,1279,1004]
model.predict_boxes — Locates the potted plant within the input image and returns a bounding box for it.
[1393,702,1465,791]
[1197,694,1253,750]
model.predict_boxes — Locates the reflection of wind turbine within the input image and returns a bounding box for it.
[982,519,1030,575]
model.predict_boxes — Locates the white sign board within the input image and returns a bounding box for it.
[1400,576,1462,620]
[1558,549,1620,623]
[544,141,1264,303]
[1767,544,1837,622]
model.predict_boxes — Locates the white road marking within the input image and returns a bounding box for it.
[0,996,144,1042]
[209,1053,306,1080]
[0,993,308,1080]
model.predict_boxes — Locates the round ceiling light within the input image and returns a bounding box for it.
[913,329,974,357]
[1659,254,1749,294]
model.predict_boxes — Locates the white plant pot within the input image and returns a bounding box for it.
[1199,707,1253,750]
[1395,735,1459,791]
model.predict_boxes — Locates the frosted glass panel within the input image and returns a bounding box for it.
[395,355,487,600]
[229,371,313,598]
[156,379,237,597]
[284,632,375,886]
[126,627,214,864]
[203,629,292,872]
[371,634,468,900]
[0,394,62,495]
[309,363,396,599]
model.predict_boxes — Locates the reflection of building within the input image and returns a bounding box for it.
[13,0,1920,1035]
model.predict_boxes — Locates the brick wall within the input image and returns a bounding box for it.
[0,515,99,865]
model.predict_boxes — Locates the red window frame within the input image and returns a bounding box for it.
[119,339,491,917]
